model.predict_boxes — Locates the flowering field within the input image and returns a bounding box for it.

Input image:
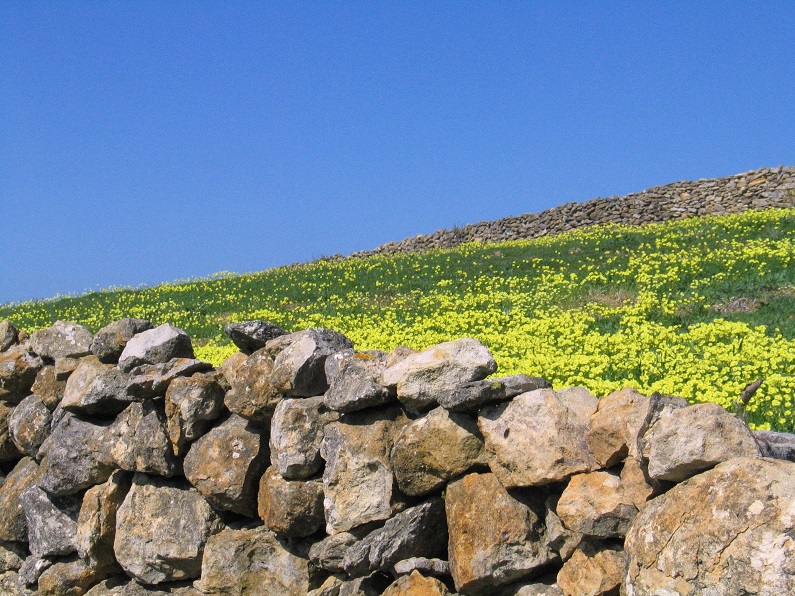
[2,208,793,430]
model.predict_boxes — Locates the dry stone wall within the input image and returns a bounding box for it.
[0,319,794,595]
[350,166,795,258]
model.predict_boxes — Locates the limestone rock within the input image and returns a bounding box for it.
[0,347,44,404]
[268,328,354,397]
[496,575,564,596]
[754,429,795,462]
[183,414,268,517]
[223,320,287,354]
[86,576,199,595]
[332,572,393,596]
[324,348,356,387]
[587,387,651,467]
[0,321,20,353]
[309,530,361,573]
[544,495,582,561]
[91,319,153,364]
[382,570,451,595]
[624,457,795,595]
[258,467,324,538]
[324,351,392,413]
[556,470,638,538]
[391,406,485,497]
[61,358,132,417]
[125,359,212,399]
[31,366,67,410]
[164,374,225,457]
[223,348,280,424]
[618,457,658,510]
[117,324,194,373]
[18,555,52,587]
[0,402,23,462]
[29,321,93,360]
[0,570,35,595]
[0,457,40,542]
[36,557,99,596]
[8,394,52,457]
[479,387,598,487]
[644,402,761,482]
[21,485,80,557]
[555,539,625,596]
[321,406,410,533]
[193,525,322,595]
[114,473,221,585]
[0,540,26,574]
[270,396,337,480]
[343,498,448,577]
[392,557,450,577]
[445,472,557,595]
[634,393,688,458]
[437,374,551,412]
[381,338,497,412]
[77,470,131,573]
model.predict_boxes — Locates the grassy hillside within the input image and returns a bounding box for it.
[3,208,794,431]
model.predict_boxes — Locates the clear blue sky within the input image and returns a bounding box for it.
[2,2,793,305]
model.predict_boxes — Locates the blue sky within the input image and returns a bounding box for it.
[2,2,793,305]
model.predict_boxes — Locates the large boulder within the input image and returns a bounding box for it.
[164,373,226,457]
[0,457,40,542]
[8,394,51,457]
[269,396,337,480]
[0,347,44,404]
[381,338,497,412]
[117,324,194,372]
[223,348,281,424]
[223,320,287,354]
[624,457,795,594]
[29,321,93,360]
[125,358,212,399]
[479,387,598,487]
[21,485,80,557]
[60,357,132,416]
[324,351,392,413]
[91,319,153,364]
[257,467,325,538]
[113,473,222,585]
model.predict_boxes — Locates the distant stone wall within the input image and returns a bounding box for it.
[351,165,795,258]
[1,319,794,595]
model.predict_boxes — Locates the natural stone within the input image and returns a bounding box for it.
[223,320,287,354]
[496,575,563,596]
[556,470,637,538]
[60,358,132,417]
[114,473,221,585]
[223,348,280,424]
[0,321,20,353]
[382,570,451,595]
[125,359,212,399]
[164,374,225,457]
[0,541,26,574]
[479,387,598,487]
[8,394,52,457]
[36,557,98,596]
[332,572,393,596]
[0,402,22,462]
[270,395,337,480]
[555,539,625,596]
[587,387,650,467]
[544,495,582,561]
[85,576,199,595]
[183,414,268,517]
[21,485,80,557]
[0,457,40,542]
[31,366,67,410]
[117,324,194,373]
[437,374,551,412]
[257,467,324,538]
[754,429,795,462]
[381,338,497,412]
[618,457,658,510]
[18,555,52,588]
[324,351,392,413]
[391,406,485,497]
[0,347,44,404]
[309,530,362,573]
[392,558,450,578]
[76,470,131,573]
[91,319,153,364]
[29,321,93,360]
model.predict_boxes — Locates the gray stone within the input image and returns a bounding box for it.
[544,496,582,561]
[61,357,132,416]
[309,531,361,573]
[18,555,52,588]
[85,576,200,595]
[754,430,795,461]
[496,575,564,596]
[21,484,80,557]
[223,320,287,354]
[0,458,40,542]
[0,541,26,574]
[257,467,325,538]
[0,321,20,353]
[270,396,337,480]
[392,557,450,577]
[77,470,131,573]
[223,348,280,424]
[8,394,52,457]
[29,321,93,360]
[0,347,44,404]
[126,358,212,399]
[324,348,356,387]
[164,373,225,457]
[437,374,551,412]
[36,556,101,596]
[0,402,22,462]
[324,351,392,413]
[117,324,194,373]
[91,319,153,364]
[333,572,393,596]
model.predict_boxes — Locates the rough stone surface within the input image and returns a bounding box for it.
[36,557,98,596]
[0,321,20,353]
[268,328,354,397]
[309,530,361,573]
[324,351,392,413]
[556,539,626,596]
[85,576,199,595]
[557,470,638,538]
[21,485,80,557]
[223,348,280,424]
[0,541,26,574]
[0,347,44,404]
[754,429,795,462]
[61,358,132,417]
[437,374,552,412]
[8,394,52,457]
[644,401,761,482]
[391,406,485,497]
[382,570,451,596]
[0,403,22,462]
[31,366,67,410]
[117,324,194,373]
[114,473,221,585]
[76,470,131,573]
[392,558,450,578]
[30,322,93,360]
[270,396,337,480]
[126,359,212,399]
[183,414,268,517]
[618,457,658,511]
[223,320,287,354]
[164,374,225,457]
[91,319,153,364]
[544,495,582,561]
[0,457,40,542]
[257,467,325,538]
[624,457,795,595]
[381,338,497,412]
[321,406,410,533]
[587,387,651,467]
[496,575,564,596]
[194,525,322,596]
[479,387,598,487]
[18,556,52,588]
[445,472,557,595]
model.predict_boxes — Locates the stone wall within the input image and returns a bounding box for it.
[0,319,793,595]
[349,165,795,258]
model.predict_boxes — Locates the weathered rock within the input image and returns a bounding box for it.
[18,555,52,587]
[257,467,324,538]
[164,374,225,457]
[496,575,564,596]
[381,338,497,412]
[343,498,448,577]
[117,324,194,373]
[556,539,625,596]
[218,351,246,388]
[321,406,410,533]
[31,366,67,410]
[445,473,557,595]
[0,570,35,595]
[332,572,393,596]
[324,348,356,387]
[85,576,199,595]
[76,470,131,573]
[557,470,637,538]
[0,321,20,353]
[99,400,178,477]
[223,320,287,354]
[0,457,39,542]
[268,328,354,397]
[754,429,795,462]
[91,319,153,364]
[544,496,582,561]
[437,374,552,412]
[309,531,362,573]
[30,322,93,360]
[587,387,650,467]
[0,541,26,573]
[0,402,23,462]
[60,358,132,417]
[36,556,99,596]
[114,473,221,585]
[37,413,114,496]
[21,485,80,557]
[126,359,212,399]
[324,352,392,413]
[391,407,485,497]
[193,525,322,595]
[634,393,688,458]
[618,457,658,510]
[223,348,280,424]
[0,347,44,404]
[624,457,795,595]
[382,570,451,595]
[644,402,761,482]
[183,414,268,517]
[479,387,598,487]
[8,394,52,457]
[392,557,450,578]
[270,396,337,479]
